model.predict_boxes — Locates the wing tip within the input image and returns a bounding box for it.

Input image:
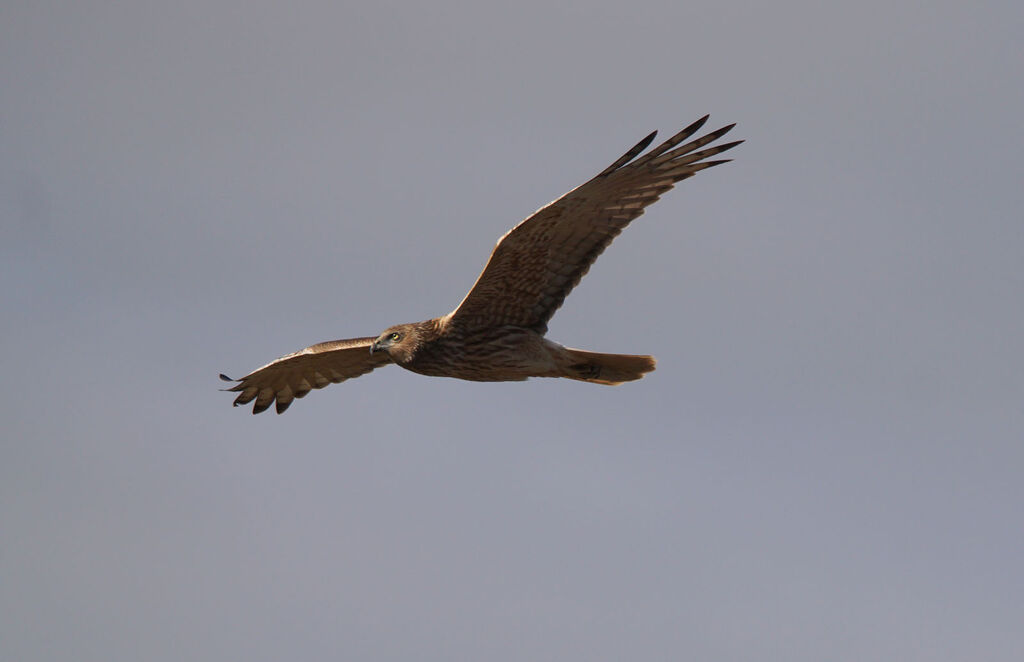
[220,373,245,393]
[680,115,710,137]
[699,158,734,169]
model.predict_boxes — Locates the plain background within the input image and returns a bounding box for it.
[2,2,1022,661]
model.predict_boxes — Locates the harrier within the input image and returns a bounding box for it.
[222,115,741,414]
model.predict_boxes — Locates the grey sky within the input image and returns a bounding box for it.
[2,1,1022,661]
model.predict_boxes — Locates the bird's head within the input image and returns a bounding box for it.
[370,323,420,363]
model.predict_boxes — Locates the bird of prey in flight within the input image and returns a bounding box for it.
[222,115,741,414]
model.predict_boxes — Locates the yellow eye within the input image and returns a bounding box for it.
[389,332,400,341]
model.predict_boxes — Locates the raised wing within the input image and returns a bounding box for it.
[221,337,392,414]
[448,115,741,332]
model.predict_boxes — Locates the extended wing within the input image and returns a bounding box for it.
[221,337,392,414]
[448,115,741,333]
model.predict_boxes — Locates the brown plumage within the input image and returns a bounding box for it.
[222,115,741,414]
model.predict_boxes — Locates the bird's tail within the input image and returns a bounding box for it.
[559,348,656,385]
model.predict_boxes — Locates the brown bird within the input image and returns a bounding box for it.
[221,115,741,414]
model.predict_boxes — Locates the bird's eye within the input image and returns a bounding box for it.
[389,332,401,341]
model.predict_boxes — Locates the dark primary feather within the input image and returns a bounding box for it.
[448,115,742,333]
[595,130,658,176]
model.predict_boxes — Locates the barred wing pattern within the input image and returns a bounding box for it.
[220,337,392,414]
[448,115,741,333]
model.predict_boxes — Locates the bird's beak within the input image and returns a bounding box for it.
[369,340,380,355]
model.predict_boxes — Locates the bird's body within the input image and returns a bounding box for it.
[222,115,741,414]
[389,322,558,382]
[373,320,653,384]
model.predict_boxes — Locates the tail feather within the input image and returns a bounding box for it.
[561,348,656,385]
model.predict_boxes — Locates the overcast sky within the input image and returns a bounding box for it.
[2,2,1022,661]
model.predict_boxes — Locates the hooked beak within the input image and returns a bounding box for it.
[369,339,382,355]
